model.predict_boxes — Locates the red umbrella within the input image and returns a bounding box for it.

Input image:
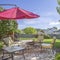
[0,7,40,19]
[0,7,40,40]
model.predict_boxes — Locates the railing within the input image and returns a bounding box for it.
[15,34,37,38]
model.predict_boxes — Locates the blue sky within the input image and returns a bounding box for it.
[0,0,60,29]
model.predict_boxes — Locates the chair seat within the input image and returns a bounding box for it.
[42,43,51,46]
[41,43,52,48]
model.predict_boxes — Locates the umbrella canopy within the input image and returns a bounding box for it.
[0,7,40,19]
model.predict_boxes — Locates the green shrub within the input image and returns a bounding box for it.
[44,34,51,39]
[0,43,3,50]
[23,27,37,34]
[55,53,60,60]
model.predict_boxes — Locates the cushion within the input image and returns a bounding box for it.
[41,43,52,48]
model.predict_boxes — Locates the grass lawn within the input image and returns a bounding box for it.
[44,39,60,48]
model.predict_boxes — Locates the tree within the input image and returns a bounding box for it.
[0,7,4,11]
[0,7,18,39]
[57,0,60,5]
[0,20,18,38]
[14,29,22,34]
[56,0,60,14]
[23,27,37,34]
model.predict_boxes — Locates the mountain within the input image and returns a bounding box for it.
[43,27,58,34]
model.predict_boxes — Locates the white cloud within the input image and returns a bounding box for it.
[18,10,60,29]
[49,21,60,26]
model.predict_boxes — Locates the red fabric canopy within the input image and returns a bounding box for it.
[0,7,40,19]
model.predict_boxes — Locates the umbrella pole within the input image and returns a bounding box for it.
[0,4,17,7]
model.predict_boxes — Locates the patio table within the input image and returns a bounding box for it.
[19,40,33,47]
[2,46,25,60]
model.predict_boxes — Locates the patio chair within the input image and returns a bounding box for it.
[2,36,25,57]
[25,41,35,52]
[2,36,21,47]
[41,36,56,53]
[36,31,44,46]
[34,35,44,48]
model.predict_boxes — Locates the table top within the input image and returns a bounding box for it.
[3,46,25,53]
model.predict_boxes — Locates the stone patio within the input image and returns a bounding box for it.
[0,50,56,60]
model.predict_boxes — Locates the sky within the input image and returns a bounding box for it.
[0,0,60,29]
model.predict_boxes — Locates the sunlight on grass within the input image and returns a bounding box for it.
[44,39,60,48]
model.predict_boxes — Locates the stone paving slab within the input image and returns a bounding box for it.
[0,50,56,60]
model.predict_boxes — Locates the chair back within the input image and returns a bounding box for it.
[38,35,44,43]
[3,37,14,46]
[51,36,56,48]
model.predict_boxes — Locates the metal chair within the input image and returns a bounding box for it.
[41,37,56,53]
[2,37,26,60]
[34,35,44,51]
[2,36,21,47]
